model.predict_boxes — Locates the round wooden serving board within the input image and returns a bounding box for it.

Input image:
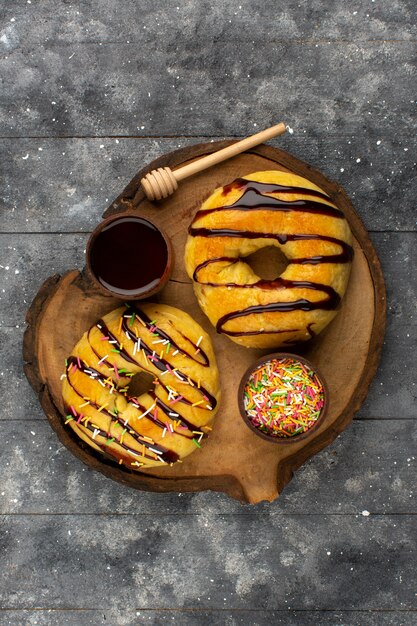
[23,142,386,504]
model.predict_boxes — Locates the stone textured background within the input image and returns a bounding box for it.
[0,1,416,625]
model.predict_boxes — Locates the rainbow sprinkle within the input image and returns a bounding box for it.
[243,357,326,438]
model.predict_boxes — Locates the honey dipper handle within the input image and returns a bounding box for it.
[140,122,287,201]
[173,122,287,181]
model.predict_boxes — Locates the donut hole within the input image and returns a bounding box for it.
[128,370,155,397]
[245,246,289,281]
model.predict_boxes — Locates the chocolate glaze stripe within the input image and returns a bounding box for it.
[91,311,216,412]
[132,305,209,367]
[189,177,352,339]
[73,418,179,465]
[65,356,161,445]
[97,318,139,366]
[120,310,218,411]
[63,400,179,465]
[225,327,300,338]
[193,260,341,301]
[63,304,219,464]
[96,313,217,419]
[150,392,206,437]
[68,404,179,463]
[189,232,351,337]
[193,258,341,298]
[221,178,331,200]
[306,322,317,339]
[65,363,121,421]
[87,327,115,369]
[216,296,339,336]
[133,394,198,439]
[194,179,343,222]
[66,356,119,391]
[128,397,197,440]
[65,357,194,448]
[192,257,239,282]
[188,228,353,265]
[99,313,204,411]
[287,233,353,265]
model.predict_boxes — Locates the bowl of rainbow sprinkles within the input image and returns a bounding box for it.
[238,353,328,444]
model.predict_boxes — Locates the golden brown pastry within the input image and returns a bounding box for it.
[62,303,220,468]
[185,170,353,349]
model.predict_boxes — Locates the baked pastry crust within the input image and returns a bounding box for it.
[185,170,353,348]
[62,303,220,468]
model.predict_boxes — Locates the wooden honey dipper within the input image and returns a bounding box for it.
[140,122,287,201]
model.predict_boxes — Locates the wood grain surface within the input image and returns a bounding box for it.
[23,143,385,503]
[1,0,416,623]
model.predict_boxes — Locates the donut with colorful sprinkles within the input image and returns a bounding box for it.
[61,303,220,468]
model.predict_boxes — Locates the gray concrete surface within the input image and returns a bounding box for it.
[0,1,416,625]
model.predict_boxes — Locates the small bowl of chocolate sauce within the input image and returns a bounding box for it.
[238,353,328,444]
[86,213,172,299]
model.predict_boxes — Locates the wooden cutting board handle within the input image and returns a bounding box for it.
[140,122,287,201]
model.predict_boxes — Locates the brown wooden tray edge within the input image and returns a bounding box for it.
[22,142,387,503]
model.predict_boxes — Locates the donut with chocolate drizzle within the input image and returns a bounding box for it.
[61,304,220,469]
[184,170,353,349]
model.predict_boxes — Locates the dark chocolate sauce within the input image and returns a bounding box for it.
[196,178,343,221]
[188,176,353,338]
[192,257,239,283]
[97,312,217,410]
[121,307,217,410]
[132,305,209,367]
[65,356,197,446]
[95,318,138,365]
[67,407,179,465]
[306,322,317,339]
[89,216,168,296]
[65,359,181,463]
[66,356,114,388]
[63,303,218,462]
[216,292,339,336]
[189,229,353,265]
[195,264,340,309]
[150,393,201,433]
[221,178,330,199]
